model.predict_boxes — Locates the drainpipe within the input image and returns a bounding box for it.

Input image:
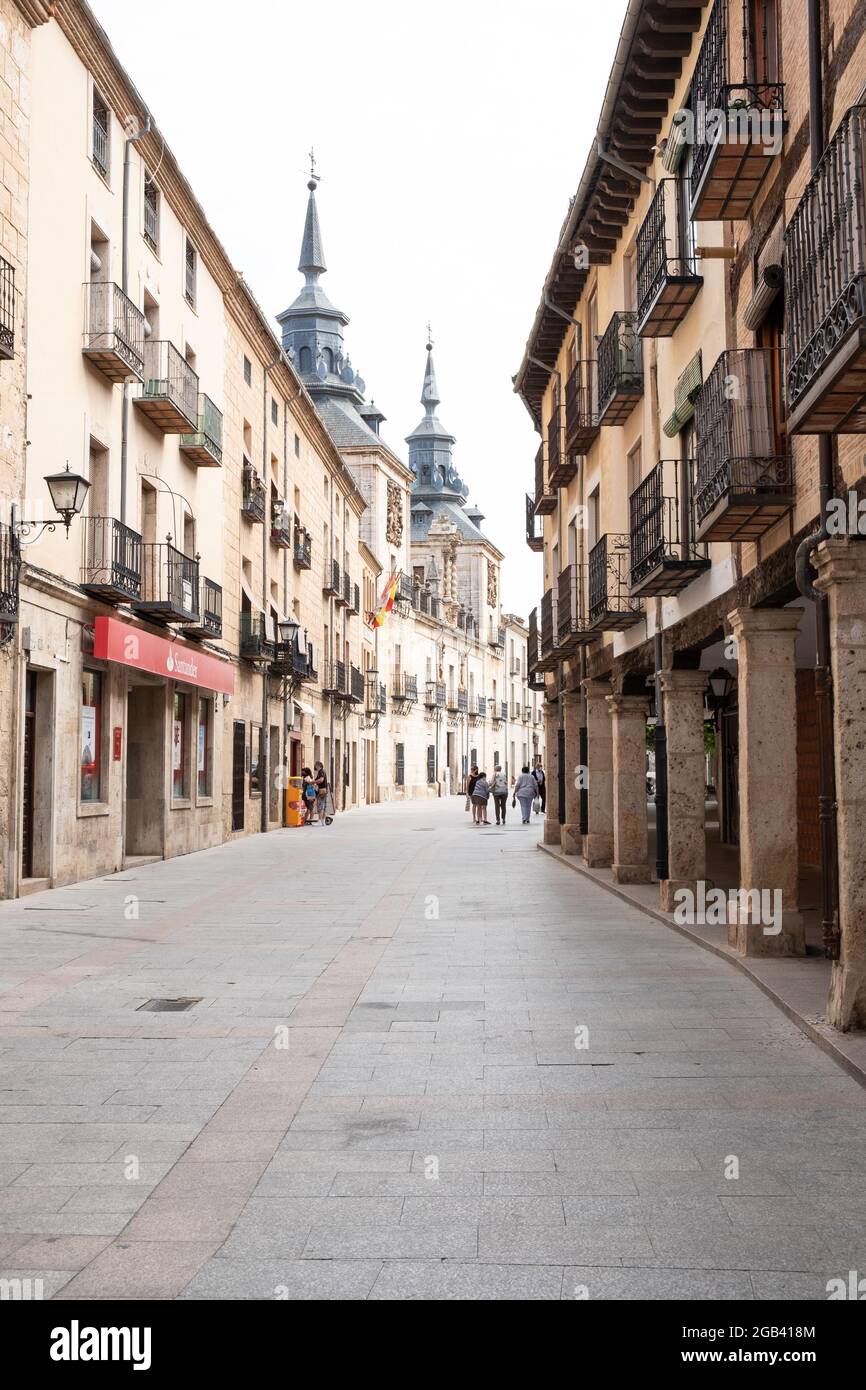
[120,114,152,527]
[794,0,839,958]
[647,339,669,882]
[260,357,280,836]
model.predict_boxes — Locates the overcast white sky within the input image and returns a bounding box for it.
[88,0,626,615]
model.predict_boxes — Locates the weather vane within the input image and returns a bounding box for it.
[426,321,434,350]
[307,147,320,185]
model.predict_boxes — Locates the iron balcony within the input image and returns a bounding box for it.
[392,672,418,705]
[349,665,365,703]
[179,394,223,468]
[557,563,592,649]
[0,521,20,628]
[322,660,349,698]
[489,624,505,649]
[534,444,556,515]
[334,563,349,608]
[564,360,599,456]
[525,492,543,551]
[688,0,785,223]
[365,680,386,716]
[538,586,559,670]
[0,255,13,360]
[629,459,710,598]
[184,577,223,640]
[82,281,145,383]
[424,680,446,708]
[293,524,312,570]
[527,606,545,689]
[270,502,292,549]
[547,404,575,488]
[587,533,642,632]
[135,339,199,432]
[241,466,266,523]
[785,104,866,434]
[80,516,142,603]
[636,180,702,337]
[272,635,315,681]
[597,312,643,425]
[239,611,274,663]
[348,581,360,616]
[133,542,200,624]
[694,348,794,542]
[323,558,341,598]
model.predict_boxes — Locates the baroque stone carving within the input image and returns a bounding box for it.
[487,560,497,607]
[386,481,403,546]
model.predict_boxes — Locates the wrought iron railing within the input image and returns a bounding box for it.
[293,523,312,569]
[527,606,541,672]
[323,659,349,696]
[0,255,12,360]
[138,542,199,620]
[525,491,543,550]
[785,105,866,421]
[270,501,292,548]
[324,557,341,596]
[629,460,706,590]
[425,679,446,708]
[557,563,587,644]
[534,443,556,513]
[140,339,199,426]
[81,516,142,600]
[84,281,145,377]
[564,360,598,451]
[180,394,223,464]
[588,533,641,629]
[694,348,792,526]
[350,665,365,702]
[597,311,643,419]
[635,179,700,329]
[92,96,109,178]
[392,672,418,703]
[242,466,266,522]
[540,586,558,658]
[143,181,159,251]
[0,521,20,626]
[194,577,222,638]
[239,611,274,662]
[547,404,563,480]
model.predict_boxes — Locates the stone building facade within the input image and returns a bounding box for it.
[518,0,866,1028]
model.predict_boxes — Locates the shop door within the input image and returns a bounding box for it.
[21,671,36,878]
[232,721,245,831]
[125,683,166,858]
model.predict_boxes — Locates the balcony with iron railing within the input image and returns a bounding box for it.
[241,465,266,523]
[322,659,349,697]
[688,0,785,222]
[539,586,559,670]
[184,577,222,640]
[349,665,365,703]
[132,542,200,624]
[82,281,144,383]
[348,581,360,616]
[273,636,316,682]
[629,459,710,598]
[365,678,386,716]
[0,255,13,361]
[270,500,292,549]
[80,516,142,603]
[135,339,199,432]
[1,521,20,629]
[694,348,793,542]
[293,522,312,570]
[547,404,575,488]
[587,533,642,632]
[396,572,416,610]
[785,105,866,435]
[525,491,543,551]
[636,179,702,338]
[424,679,446,708]
[239,611,274,663]
[527,606,545,688]
[489,624,505,649]
[534,443,556,515]
[471,694,487,722]
[597,312,643,425]
[446,687,460,713]
[564,360,599,455]
[557,563,591,650]
[392,672,418,706]
[323,557,341,597]
[179,394,223,468]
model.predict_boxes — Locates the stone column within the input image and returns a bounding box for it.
[727,606,803,956]
[561,690,583,855]
[582,678,613,867]
[814,540,866,1028]
[607,693,651,883]
[542,702,560,846]
[658,670,708,912]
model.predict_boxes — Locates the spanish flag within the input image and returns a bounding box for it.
[369,571,400,629]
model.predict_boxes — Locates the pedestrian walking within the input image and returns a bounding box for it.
[466,764,479,813]
[313,760,333,826]
[301,766,317,826]
[533,761,546,814]
[470,770,491,825]
[490,768,509,824]
[513,765,537,824]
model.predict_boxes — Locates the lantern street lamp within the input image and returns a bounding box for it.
[14,464,91,543]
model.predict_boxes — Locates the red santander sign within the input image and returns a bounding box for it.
[93,617,235,695]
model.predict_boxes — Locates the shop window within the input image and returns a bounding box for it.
[172,691,190,800]
[197,697,213,798]
[80,669,103,803]
[250,723,262,796]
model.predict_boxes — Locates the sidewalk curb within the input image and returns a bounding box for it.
[537,841,866,1094]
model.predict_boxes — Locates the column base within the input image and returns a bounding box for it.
[660,878,699,913]
[561,823,582,856]
[727,910,805,958]
[583,833,613,868]
[827,960,866,1032]
[543,817,561,846]
[612,862,652,885]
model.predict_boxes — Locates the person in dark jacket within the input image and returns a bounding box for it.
[532,762,546,813]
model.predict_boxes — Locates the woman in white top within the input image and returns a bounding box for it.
[513,765,537,824]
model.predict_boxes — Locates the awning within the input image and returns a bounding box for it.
[292,697,316,720]
[93,617,235,695]
[663,351,703,437]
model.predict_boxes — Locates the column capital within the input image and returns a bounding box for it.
[658,669,708,696]
[582,678,612,699]
[606,693,649,718]
[727,605,802,639]
[542,702,559,726]
[813,537,866,593]
[562,689,582,710]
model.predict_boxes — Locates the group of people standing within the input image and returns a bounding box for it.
[301,762,335,826]
[465,763,546,826]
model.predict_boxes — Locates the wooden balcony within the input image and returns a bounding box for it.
[785,105,866,434]
[80,516,142,603]
[636,180,702,337]
[629,459,710,597]
[83,281,145,383]
[597,312,643,425]
[134,339,199,431]
[688,0,785,223]
[587,534,642,632]
[564,360,599,455]
[694,348,794,542]
[133,542,200,624]
[179,394,223,468]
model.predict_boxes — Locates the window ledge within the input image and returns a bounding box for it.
[78,801,110,818]
[195,795,214,807]
[170,798,192,810]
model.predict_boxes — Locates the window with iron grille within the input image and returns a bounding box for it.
[395,743,405,787]
[92,89,110,179]
[185,238,197,307]
[143,175,160,252]
[426,744,435,784]
[243,355,252,387]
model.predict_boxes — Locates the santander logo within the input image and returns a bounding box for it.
[169,647,199,681]
[166,651,175,673]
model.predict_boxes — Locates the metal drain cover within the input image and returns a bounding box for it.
[137,997,202,1012]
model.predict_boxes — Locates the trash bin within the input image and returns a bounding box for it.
[285,775,305,827]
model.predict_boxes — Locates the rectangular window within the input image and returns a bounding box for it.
[143,175,160,252]
[250,723,262,795]
[80,669,103,803]
[197,697,213,798]
[395,743,405,786]
[271,398,279,425]
[426,744,436,784]
[92,89,110,179]
[172,691,189,800]
[294,433,300,457]
[244,355,252,387]
[185,238,197,307]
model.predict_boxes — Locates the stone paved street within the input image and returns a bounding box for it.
[1,798,865,1301]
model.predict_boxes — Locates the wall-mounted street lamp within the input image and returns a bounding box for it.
[707,666,736,711]
[15,465,91,543]
[277,618,300,645]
